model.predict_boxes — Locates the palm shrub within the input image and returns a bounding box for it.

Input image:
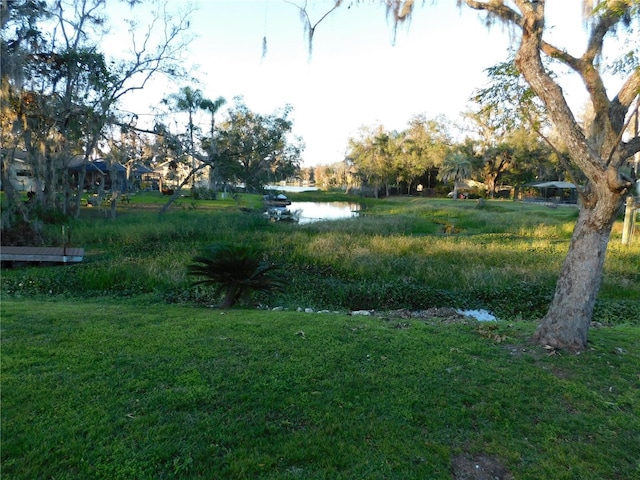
[187,243,284,308]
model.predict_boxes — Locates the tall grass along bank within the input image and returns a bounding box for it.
[1,194,638,322]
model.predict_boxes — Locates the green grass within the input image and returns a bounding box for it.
[2,194,638,321]
[2,193,639,478]
[2,299,639,479]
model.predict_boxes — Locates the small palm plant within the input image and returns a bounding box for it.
[187,243,284,308]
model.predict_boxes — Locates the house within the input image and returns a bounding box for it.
[0,150,36,192]
[153,159,206,191]
[2,149,164,195]
[68,157,160,191]
[132,164,157,190]
[67,157,128,192]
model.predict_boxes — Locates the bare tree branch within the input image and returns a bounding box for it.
[284,0,343,60]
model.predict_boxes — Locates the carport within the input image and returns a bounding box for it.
[527,181,578,204]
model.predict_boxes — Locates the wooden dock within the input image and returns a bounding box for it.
[1,246,85,264]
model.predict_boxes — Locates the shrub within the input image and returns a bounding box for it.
[190,187,217,200]
[187,243,284,308]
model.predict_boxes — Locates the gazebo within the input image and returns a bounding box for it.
[527,181,578,204]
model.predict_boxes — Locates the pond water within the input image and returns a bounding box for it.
[283,202,360,224]
[265,185,319,193]
[456,309,497,322]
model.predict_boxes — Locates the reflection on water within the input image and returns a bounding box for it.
[287,202,360,224]
[265,185,319,193]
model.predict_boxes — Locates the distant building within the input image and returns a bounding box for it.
[525,181,578,204]
[0,150,36,192]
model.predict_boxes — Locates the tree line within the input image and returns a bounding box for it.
[309,108,567,199]
[308,58,570,200]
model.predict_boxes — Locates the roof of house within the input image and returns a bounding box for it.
[68,159,126,173]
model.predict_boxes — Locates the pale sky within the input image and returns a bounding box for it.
[108,0,594,167]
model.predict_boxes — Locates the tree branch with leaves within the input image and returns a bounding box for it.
[297,0,640,351]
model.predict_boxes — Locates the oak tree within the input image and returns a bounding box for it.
[215,99,303,193]
[300,0,639,351]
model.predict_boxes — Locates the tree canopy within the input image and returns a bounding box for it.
[298,0,640,351]
[1,0,192,226]
[216,99,303,193]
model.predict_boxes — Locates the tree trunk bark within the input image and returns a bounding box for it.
[486,174,496,198]
[0,155,30,230]
[158,185,185,215]
[110,196,118,219]
[533,200,618,351]
[74,166,87,219]
[220,284,240,308]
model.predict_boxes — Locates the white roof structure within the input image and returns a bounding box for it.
[530,181,577,189]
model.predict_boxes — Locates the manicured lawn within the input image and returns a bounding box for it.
[2,299,639,479]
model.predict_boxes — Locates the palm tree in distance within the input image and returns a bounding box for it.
[200,96,227,192]
[187,243,284,308]
[438,152,472,200]
[163,87,226,189]
[200,96,227,141]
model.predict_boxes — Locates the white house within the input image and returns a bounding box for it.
[0,150,36,192]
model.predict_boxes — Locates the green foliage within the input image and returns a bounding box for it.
[472,58,547,133]
[283,273,457,311]
[216,99,303,192]
[161,86,226,166]
[187,243,284,307]
[593,300,640,326]
[345,116,452,195]
[189,186,217,200]
[437,151,472,187]
[0,0,191,226]
[466,282,554,319]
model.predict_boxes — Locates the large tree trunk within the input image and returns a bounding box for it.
[485,173,497,198]
[459,0,638,352]
[74,166,87,219]
[0,155,30,231]
[510,3,634,351]
[533,195,620,351]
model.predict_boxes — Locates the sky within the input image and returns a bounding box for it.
[107,0,594,167]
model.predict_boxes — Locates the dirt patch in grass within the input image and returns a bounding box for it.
[501,343,532,358]
[381,307,476,325]
[451,453,513,480]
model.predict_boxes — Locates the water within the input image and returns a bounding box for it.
[270,202,360,224]
[263,185,359,223]
[264,185,319,193]
[456,309,497,322]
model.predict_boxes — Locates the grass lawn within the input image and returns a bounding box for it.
[2,299,639,479]
[1,192,639,478]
